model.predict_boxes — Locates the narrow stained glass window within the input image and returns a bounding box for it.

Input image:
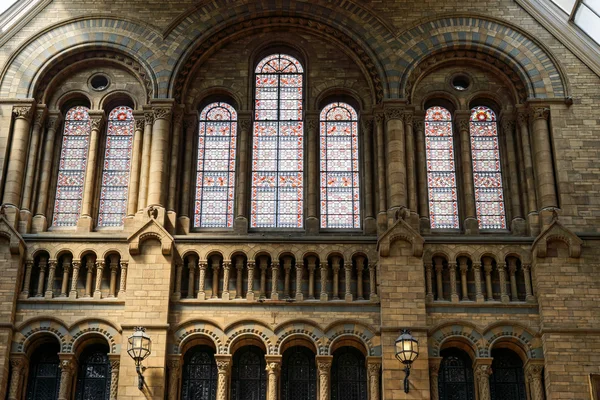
[425,106,459,229]
[52,106,91,227]
[320,102,360,229]
[251,53,304,228]
[470,106,506,229]
[97,106,134,227]
[195,102,237,228]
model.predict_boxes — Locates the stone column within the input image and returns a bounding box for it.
[523,264,536,303]
[456,112,478,233]
[508,258,519,301]
[283,256,292,299]
[45,260,57,299]
[306,116,319,234]
[2,104,33,226]
[425,262,434,303]
[32,114,61,232]
[404,112,418,218]
[271,261,280,300]
[147,104,172,207]
[293,261,303,301]
[344,261,353,302]
[362,117,376,233]
[498,262,509,303]
[108,255,119,298]
[356,256,364,300]
[178,115,197,232]
[167,106,184,215]
[367,358,381,400]
[118,261,128,298]
[473,262,485,302]
[316,356,332,400]
[525,361,545,400]
[260,258,268,299]
[384,106,407,223]
[222,260,231,300]
[429,358,442,400]
[320,261,329,301]
[331,257,340,300]
[414,116,430,230]
[483,258,494,301]
[474,360,493,400]
[60,258,71,297]
[78,112,104,231]
[216,355,232,400]
[247,261,256,301]
[57,356,76,400]
[188,257,197,299]
[530,107,558,213]
[266,356,281,400]
[69,261,80,299]
[7,357,26,400]
[307,256,316,300]
[368,263,379,302]
[109,357,120,400]
[126,115,145,217]
[449,262,459,303]
[374,112,387,232]
[434,257,444,301]
[20,260,34,299]
[211,257,220,299]
[19,107,46,233]
[459,257,469,301]
[517,110,539,233]
[138,110,153,210]
[235,256,244,299]
[94,261,104,299]
[36,258,47,297]
[167,357,181,400]
[235,116,251,232]
[84,260,94,297]
[197,261,207,300]
[502,118,524,227]
[173,262,183,300]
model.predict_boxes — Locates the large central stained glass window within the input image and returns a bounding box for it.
[251,53,304,228]
[97,106,134,227]
[320,102,360,229]
[195,102,237,228]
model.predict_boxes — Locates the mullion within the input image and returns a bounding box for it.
[276,58,281,227]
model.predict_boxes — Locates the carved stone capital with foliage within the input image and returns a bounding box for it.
[361,117,373,134]
[384,107,404,121]
[153,106,172,121]
[239,117,252,131]
[530,107,550,121]
[13,105,33,120]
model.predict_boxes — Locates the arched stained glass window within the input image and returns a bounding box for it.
[470,106,506,229]
[438,348,475,400]
[97,106,134,227]
[231,346,267,400]
[320,102,360,229]
[281,346,317,400]
[425,106,459,229]
[195,102,237,228]
[25,342,61,400]
[251,53,304,228]
[52,106,91,227]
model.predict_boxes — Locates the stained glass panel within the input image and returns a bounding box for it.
[195,102,237,228]
[489,349,527,400]
[52,106,91,227]
[281,346,317,400]
[425,106,459,229]
[251,54,304,228]
[97,106,134,227]
[231,346,267,400]
[470,106,506,229]
[25,343,60,400]
[320,102,360,229]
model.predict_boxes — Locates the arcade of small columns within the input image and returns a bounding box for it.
[2,99,557,236]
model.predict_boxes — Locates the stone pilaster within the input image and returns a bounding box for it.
[57,355,76,400]
[167,106,184,215]
[167,357,181,400]
[177,115,197,233]
[474,359,493,400]
[384,106,407,224]
[20,260,34,299]
[126,115,145,218]
[94,261,104,299]
[69,261,80,299]
[525,360,546,400]
[367,358,381,400]
[414,115,430,232]
[306,116,319,234]
[215,355,231,400]
[530,107,558,218]
[265,356,281,400]
[374,112,387,233]
[7,357,26,400]
[361,116,376,233]
[109,356,120,400]
[147,103,173,208]
[516,110,539,235]
[137,110,154,211]
[319,261,329,301]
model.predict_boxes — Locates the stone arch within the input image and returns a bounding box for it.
[192,87,244,115]
[13,317,70,353]
[181,249,201,261]
[483,322,543,359]
[28,247,51,261]
[419,91,461,112]
[99,90,141,112]
[397,14,569,100]
[77,248,99,261]
[226,249,249,261]
[224,320,275,355]
[0,16,160,99]
[428,321,485,358]
[274,320,325,355]
[53,90,93,112]
[500,247,531,264]
[68,318,121,354]
[172,320,225,355]
[314,86,368,113]
[100,248,125,261]
[324,321,378,356]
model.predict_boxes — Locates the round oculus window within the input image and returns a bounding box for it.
[452,76,470,91]
[90,74,110,91]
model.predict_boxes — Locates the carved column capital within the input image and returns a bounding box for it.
[456,118,470,132]
[47,114,63,131]
[247,261,255,270]
[361,117,374,134]
[317,359,332,373]
[374,111,384,124]
[530,107,550,121]
[501,118,515,132]
[48,260,58,270]
[90,115,105,131]
[367,362,381,376]
[134,116,145,131]
[239,117,252,131]
[306,118,318,131]
[153,106,172,121]
[266,361,281,374]
[13,105,33,120]
[120,261,128,270]
[403,112,413,126]
[414,120,424,133]
[10,357,26,371]
[222,261,231,271]
[384,107,404,121]
[33,109,46,127]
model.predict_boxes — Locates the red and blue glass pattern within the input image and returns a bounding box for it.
[251,54,304,228]
[52,106,91,227]
[97,106,134,227]
[470,106,506,229]
[319,102,360,229]
[195,102,237,228]
[425,106,460,229]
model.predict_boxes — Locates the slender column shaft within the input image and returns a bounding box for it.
[45,260,57,298]
[498,262,509,303]
[80,114,104,218]
[474,262,484,302]
[320,262,328,301]
[167,359,181,400]
[508,258,519,301]
[211,259,220,298]
[306,117,319,225]
[434,258,444,301]
[271,261,280,300]
[236,117,251,222]
[235,256,244,299]
[21,260,34,297]
[21,109,45,212]
[295,262,304,300]
[174,262,183,299]
[259,258,267,299]
[188,259,197,299]
[109,359,120,400]
[307,256,316,300]
[60,259,71,297]
[332,257,340,300]
[138,112,153,210]
[425,263,434,303]
[179,117,196,218]
[456,115,477,221]
[216,358,231,400]
[36,258,47,297]
[525,363,545,400]
[449,262,459,302]
[459,258,469,301]
[375,113,387,214]
[94,261,104,298]
[167,107,184,212]
[384,108,407,211]
[530,107,557,209]
[483,258,494,301]
[58,359,75,400]
[414,118,429,221]
[344,264,353,302]
[502,118,522,219]
[404,112,418,212]
[429,361,441,400]
[35,115,61,217]
[222,261,231,299]
[148,106,172,207]
[109,264,118,298]
[317,357,332,400]
[283,257,292,299]
[367,362,381,400]
[84,261,94,297]
[118,262,128,296]
[247,261,255,298]
[368,263,378,301]
[70,261,80,298]
[474,363,492,400]
[198,262,207,300]
[356,257,364,300]
[517,112,538,213]
[362,117,375,220]
[7,358,25,400]
[3,105,33,207]
[127,117,144,216]
[266,361,281,400]
[523,264,535,302]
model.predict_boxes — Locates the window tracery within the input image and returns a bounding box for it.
[251,53,304,228]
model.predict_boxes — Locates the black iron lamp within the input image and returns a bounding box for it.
[127,326,152,390]
[395,329,419,393]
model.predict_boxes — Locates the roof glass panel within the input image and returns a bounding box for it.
[575,3,600,44]
[550,0,576,13]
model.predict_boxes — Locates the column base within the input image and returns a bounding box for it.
[425,294,434,304]
[18,209,32,234]
[93,290,102,299]
[69,290,78,299]
[527,212,540,237]
[464,217,479,235]
[345,293,353,302]
[476,294,485,303]
[222,292,230,301]
[451,294,459,303]
[197,292,206,300]
[305,217,319,235]
[177,216,190,234]
[76,215,94,232]
[31,214,48,233]
[320,293,329,301]
[165,210,177,234]
[363,217,377,235]
[377,212,387,234]
[295,293,304,301]
[234,216,248,234]
[246,292,255,301]
[171,293,181,301]
[510,217,527,235]
[526,295,536,303]
[539,208,559,231]
[271,293,280,301]
[44,291,53,299]
[19,292,29,300]
[501,295,510,303]
[370,294,379,302]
